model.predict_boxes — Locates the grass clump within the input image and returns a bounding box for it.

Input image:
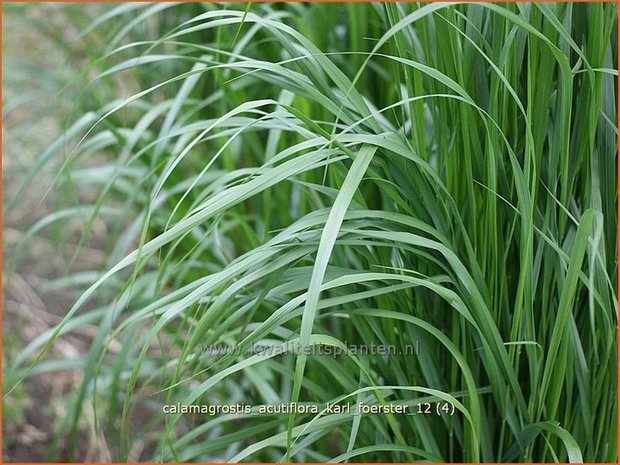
[3,2,618,462]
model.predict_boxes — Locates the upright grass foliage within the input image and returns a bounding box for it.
[3,2,618,462]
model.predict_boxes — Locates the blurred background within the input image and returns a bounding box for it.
[4,4,115,460]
